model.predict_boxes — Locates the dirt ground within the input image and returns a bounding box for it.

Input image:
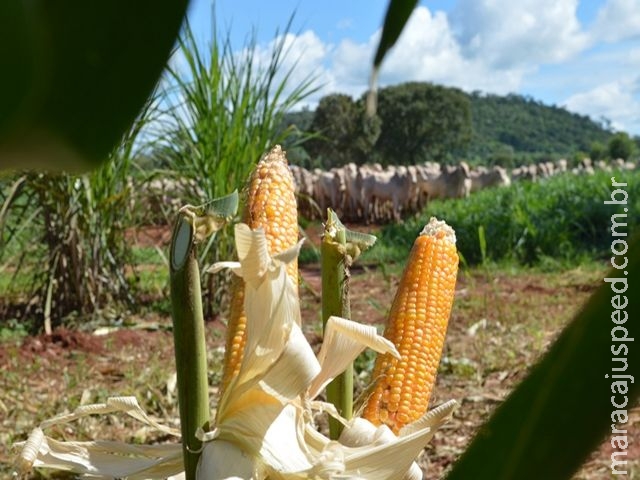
[1,225,638,479]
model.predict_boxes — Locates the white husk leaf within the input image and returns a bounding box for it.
[197,440,258,480]
[337,402,458,480]
[308,316,399,399]
[216,225,313,418]
[16,396,183,479]
[398,399,458,437]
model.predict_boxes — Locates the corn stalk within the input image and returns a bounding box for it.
[321,209,376,438]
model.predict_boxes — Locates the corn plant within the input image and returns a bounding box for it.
[149,19,318,315]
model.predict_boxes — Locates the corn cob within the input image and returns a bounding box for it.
[221,145,299,394]
[362,217,458,434]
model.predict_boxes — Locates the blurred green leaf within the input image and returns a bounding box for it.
[0,0,188,172]
[367,0,418,115]
[447,234,640,479]
[372,0,419,68]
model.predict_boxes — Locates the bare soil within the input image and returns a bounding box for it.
[1,225,638,479]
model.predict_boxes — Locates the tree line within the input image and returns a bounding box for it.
[281,82,639,169]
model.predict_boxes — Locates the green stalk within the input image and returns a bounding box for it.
[321,210,353,439]
[170,214,210,479]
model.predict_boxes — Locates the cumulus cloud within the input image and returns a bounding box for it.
[247,3,599,106]
[564,77,640,133]
[449,0,589,68]
[247,29,336,105]
[591,0,640,42]
[330,6,530,96]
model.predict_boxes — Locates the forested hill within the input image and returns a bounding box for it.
[466,91,612,160]
[282,84,617,166]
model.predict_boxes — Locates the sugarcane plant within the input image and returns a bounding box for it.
[152,19,319,317]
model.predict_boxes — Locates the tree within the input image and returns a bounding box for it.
[374,82,471,165]
[305,93,380,168]
[608,132,635,160]
[490,144,515,168]
[589,141,607,161]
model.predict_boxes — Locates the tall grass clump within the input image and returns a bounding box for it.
[151,19,318,314]
[0,107,152,333]
[376,170,640,267]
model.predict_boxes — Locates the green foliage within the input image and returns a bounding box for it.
[468,92,613,163]
[589,140,607,161]
[371,0,419,69]
[375,82,472,165]
[1,141,138,331]
[0,318,28,342]
[281,108,315,133]
[608,131,636,160]
[0,99,158,330]
[489,144,516,168]
[278,107,316,166]
[305,93,381,168]
[377,170,640,267]
[289,84,615,168]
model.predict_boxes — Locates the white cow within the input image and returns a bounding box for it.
[421,162,471,200]
[470,166,510,192]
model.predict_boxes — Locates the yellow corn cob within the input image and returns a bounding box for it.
[221,145,299,394]
[362,217,458,434]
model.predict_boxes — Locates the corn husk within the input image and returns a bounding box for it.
[17,224,457,480]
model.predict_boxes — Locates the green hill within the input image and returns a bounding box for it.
[466,91,613,162]
[282,84,618,167]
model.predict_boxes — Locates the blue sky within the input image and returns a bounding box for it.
[186,0,640,135]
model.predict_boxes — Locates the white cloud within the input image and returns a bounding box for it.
[377,7,528,93]
[564,77,640,133]
[330,37,373,96]
[591,0,640,42]
[450,0,589,68]
[330,6,530,96]
[277,31,332,88]
[248,29,335,104]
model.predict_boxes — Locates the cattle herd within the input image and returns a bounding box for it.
[290,157,637,223]
[142,157,637,225]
